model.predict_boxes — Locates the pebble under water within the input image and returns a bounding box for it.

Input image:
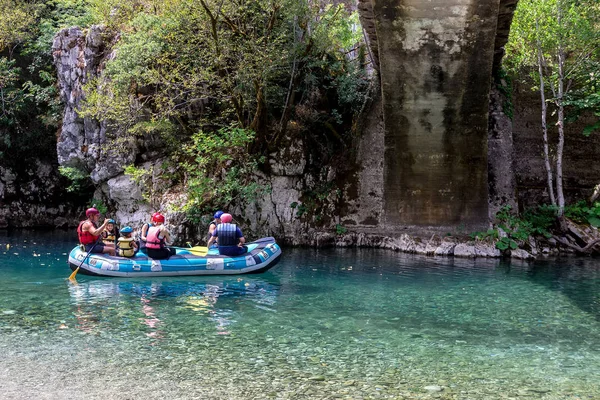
[0,230,599,399]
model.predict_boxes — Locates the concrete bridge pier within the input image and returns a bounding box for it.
[359,0,510,231]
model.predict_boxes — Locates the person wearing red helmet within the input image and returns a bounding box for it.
[76,207,116,256]
[145,212,176,259]
[207,213,247,256]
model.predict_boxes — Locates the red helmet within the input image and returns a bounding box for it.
[152,212,165,223]
[86,207,100,217]
[220,213,233,223]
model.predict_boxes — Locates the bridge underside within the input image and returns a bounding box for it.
[358,0,517,230]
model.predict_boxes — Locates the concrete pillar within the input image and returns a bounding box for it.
[372,0,500,230]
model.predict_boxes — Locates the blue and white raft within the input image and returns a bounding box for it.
[68,237,282,277]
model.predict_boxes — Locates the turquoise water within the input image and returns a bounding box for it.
[0,231,599,399]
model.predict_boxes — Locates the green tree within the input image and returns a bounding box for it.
[78,0,368,214]
[505,0,600,216]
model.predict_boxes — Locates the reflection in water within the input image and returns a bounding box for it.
[67,277,281,337]
[2,231,600,399]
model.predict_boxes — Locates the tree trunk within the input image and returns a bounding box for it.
[536,21,556,206]
[555,3,566,216]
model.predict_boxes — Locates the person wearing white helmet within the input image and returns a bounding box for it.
[207,213,247,256]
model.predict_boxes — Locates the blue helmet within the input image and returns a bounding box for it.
[107,219,116,224]
[120,226,133,234]
[214,210,224,219]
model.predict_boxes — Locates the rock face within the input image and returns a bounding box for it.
[52,26,135,184]
[488,85,518,219]
[0,163,80,228]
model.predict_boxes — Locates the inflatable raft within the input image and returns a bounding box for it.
[68,237,282,277]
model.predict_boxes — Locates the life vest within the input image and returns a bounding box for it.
[117,237,136,257]
[139,222,153,249]
[207,221,217,242]
[103,231,116,245]
[145,226,165,249]
[216,223,239,246]
[77,220,97,245]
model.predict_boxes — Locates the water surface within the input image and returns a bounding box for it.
[1,230,599,399]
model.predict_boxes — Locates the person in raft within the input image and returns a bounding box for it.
[138,215,155,252]
[102,219,118,246]
[77,208,116,256]
[145,213,176,259]
[207,213,247,256]
[207,210,224,248]
[117,226,138,257]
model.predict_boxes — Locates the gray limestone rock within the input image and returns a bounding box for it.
[453,243,477,258]
[53,26,135,183]
[475,243,501,258]
[510,249,534,260]
[434,242,456,256]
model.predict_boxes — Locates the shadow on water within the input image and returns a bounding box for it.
[515,256,600,320]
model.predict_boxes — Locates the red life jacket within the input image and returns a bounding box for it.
[146,226,164,249]
[77,220,97,245]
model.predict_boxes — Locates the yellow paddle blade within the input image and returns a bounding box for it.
[189,246,208,252]
[68,266,80,281]
[188,249,208,256]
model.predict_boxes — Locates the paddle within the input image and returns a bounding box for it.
[171,245,208,256]
[68,238,102,281]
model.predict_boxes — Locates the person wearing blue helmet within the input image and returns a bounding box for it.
[117,226,138,257]
[207,210,224,247]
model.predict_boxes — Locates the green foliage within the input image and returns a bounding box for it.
[496,237,519,251]
[180,126,268,222]
[0,0,92,169]
[124,164,154,203]
[470,228,499,241]
[472,205,558,251]
[564,201,600,227]
[59,166,92,193]
[496,205,555,242]
[0,0,38,51]
[90,198,108,215]
[335,224,347,235]
[2,0,370,220]
[79,0,370,153]
[505,0,600,134]
[479,202,600,251]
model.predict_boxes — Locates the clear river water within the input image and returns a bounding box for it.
[0,230,599,400]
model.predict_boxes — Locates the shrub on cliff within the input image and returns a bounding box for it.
[77,0,370,214]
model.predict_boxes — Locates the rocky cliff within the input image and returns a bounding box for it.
[45,24,599,258]
[0,161,81,228]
